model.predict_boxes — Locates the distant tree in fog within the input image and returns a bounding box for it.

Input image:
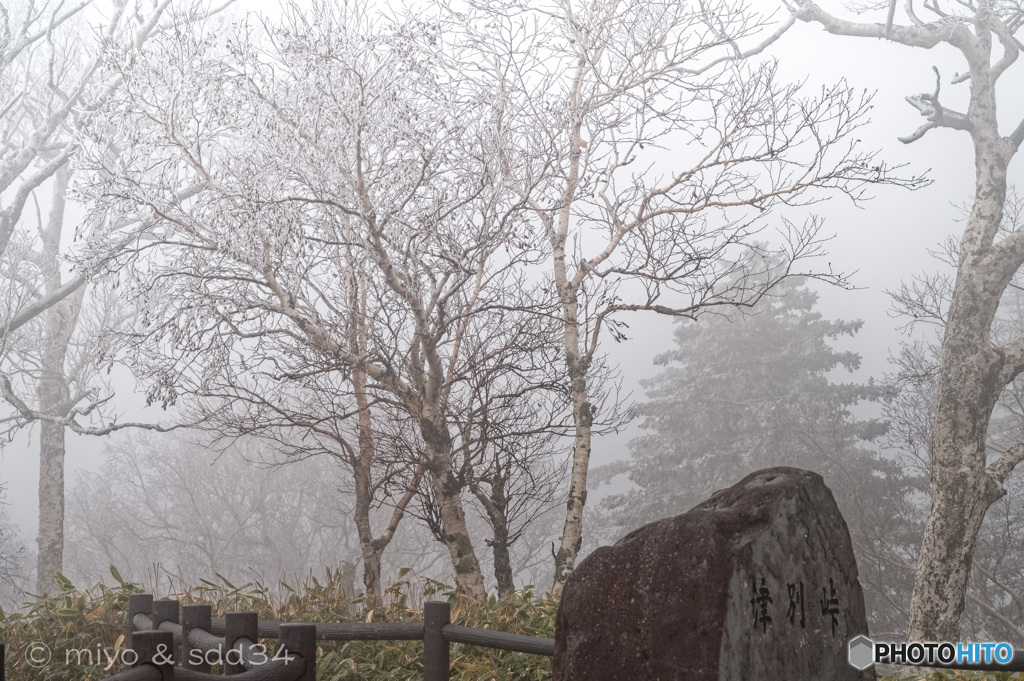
[595,276,919,633]
[789,0,1024,641]
[64,431,360,589]
[600,277,886,520]
[0,482,30,609]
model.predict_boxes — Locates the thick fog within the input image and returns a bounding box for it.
[2,0,1023,641]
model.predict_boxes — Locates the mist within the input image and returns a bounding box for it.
[1,0,1023,646]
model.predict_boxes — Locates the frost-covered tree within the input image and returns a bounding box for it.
[457,0,924,591]
[0,0,232,594]
[1,1,95,341]
[788,0,1024,641]
[81,3,561,600]
[601,277,886,521]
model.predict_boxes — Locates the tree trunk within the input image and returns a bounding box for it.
[549,99,591,595]
[423,424,486,599]
[352,460,383,603]
[550,204,591,594]
[910,464,995,640]
[552,350,591,594]
[347,264,417,604]
[491,522,514,600]
[352,357,384,603]
[35,386,67,594]
[909,277,1007,640]
[470,478,515,599]
[360,546,383,603]
[908,84,1016,639]
[432,472,487,599]
[35,165,75,594]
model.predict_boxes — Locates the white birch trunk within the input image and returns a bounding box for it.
[34,165,78,594]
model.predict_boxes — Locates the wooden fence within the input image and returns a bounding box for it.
[0,592,553,681]
[124,592,552,681]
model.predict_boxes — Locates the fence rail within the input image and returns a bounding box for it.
[121,593,550,681]
[133,615,555,656]
[0,591,554,681]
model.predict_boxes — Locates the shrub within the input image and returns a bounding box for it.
[0,567,554,681]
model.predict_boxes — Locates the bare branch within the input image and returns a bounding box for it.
[967,591,1024,640]
[0,371,181,436]
[898,67,973,143]
[986,442,1024,486]
[784,0,957,47]
[0,272,86,341]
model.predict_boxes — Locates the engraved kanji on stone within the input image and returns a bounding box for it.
[787,581,805,629]
[820,577,840,636]
[750,576,772,633]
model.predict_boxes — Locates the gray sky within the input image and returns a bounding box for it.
[2,0,1021,548]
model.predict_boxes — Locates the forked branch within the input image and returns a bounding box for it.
[898,67,972,143]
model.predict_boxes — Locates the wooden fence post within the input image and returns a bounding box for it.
[182,604,212,673]
[224,611,258,675]
[152,599,180,665]
[278,623,317,681]
[131,630,175,678]
[128,594,154,652]
[423,601,451,681]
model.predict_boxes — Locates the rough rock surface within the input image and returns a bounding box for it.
[554,467,874,681]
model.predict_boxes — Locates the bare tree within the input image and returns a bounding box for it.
[183,354,425,602]
[0,0,236,595]
[448,315,567,597]
[787,0,1024,638]
[455,0,922,591]
[2,161,86,593]
[65,431,361,589]
[466,426,565,598]
[81,2,561,600]
[0,0,112,596]
[117,245,427,601]
[0,0,227,341]
[884,221,1024,639]
[0,481,30,609]
[0,1,93,340]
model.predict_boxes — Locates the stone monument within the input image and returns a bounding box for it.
[554,467,875,680]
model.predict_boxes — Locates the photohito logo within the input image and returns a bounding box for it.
[847,636,1015,670]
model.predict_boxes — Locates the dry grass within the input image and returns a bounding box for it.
[0,567,553,680]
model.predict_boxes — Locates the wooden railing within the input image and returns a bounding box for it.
[109,593,552,681]
[0,592,553,681]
